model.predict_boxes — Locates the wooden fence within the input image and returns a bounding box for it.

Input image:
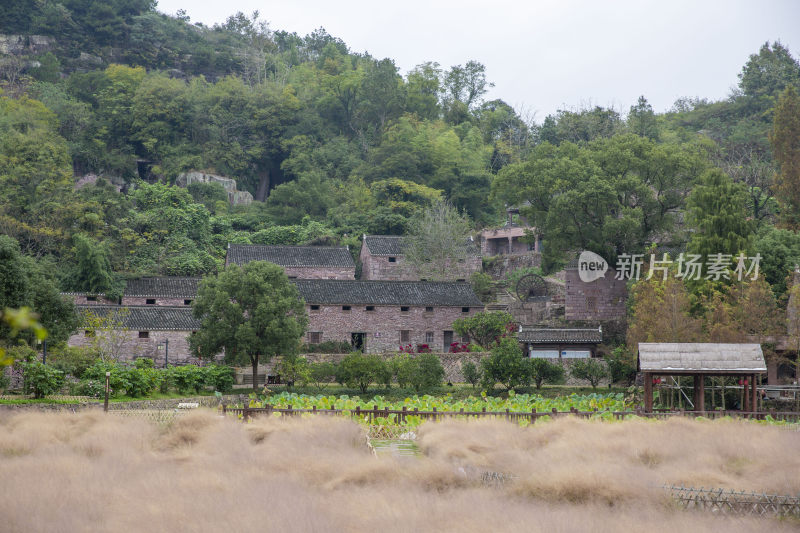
[221,404,800,424]
[665,485,800,517]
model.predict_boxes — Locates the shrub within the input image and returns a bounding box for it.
[205,365,234,393]
[390,353,415,388]
[21,361,64,398]
[307,362,337,391]
[480,337,529,391]
[171,365,205,393]
[570,359,609,389]
[605,347,637,385]
[276,357,310,390]
[47,346,98,378]
[338,352,387,393]
[134,357,154,369]
[125,367,163,397]
[453,311,516,350]
[82,361,129,397]
[449,342,470,353]
[528,358,565,389]
[462,360,481,388]
[469,271,494,302]
[408,353,444,392]
[301,341,352,354]
[0,369,9,393]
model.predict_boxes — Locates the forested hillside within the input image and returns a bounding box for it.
[1,0,800,306]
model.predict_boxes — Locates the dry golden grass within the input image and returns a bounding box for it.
[0,411,798,533]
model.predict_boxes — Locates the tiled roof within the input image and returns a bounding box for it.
[294,280,483,307]
[227,244,355,268]
[77,305,200,331]
[363,235,407,256]
[518,327,603,344]
[363,235,480,256]
[124,277,200,298]
[638,343,766,373]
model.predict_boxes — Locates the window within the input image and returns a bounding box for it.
[462,307,470,313]
[86,296,97,302]
[342,305,351,311]
[309,332,322,344]
[84,330,95,337]
[425,331,434,344]
[310,305,320,311]
[388,257,397,263]
[146,298,156,305]
[184,299,192,305]
[138,331,149,339]
[400,330,410,343]
[365,306,375,311]
[425,306,434,313]
[456,278,465,282]
[288,276,297,280]
[328,276,336,280]
[400,306,409,312]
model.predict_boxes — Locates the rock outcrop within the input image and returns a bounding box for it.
[176,171,253,206]
[0,34,55,55]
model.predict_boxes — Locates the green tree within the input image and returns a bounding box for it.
[528,358,565,389]
[66,234,117,297]
[404,200,473,281]
[461,360,481,388]
[628,96,659,140]
[738,41,800,100]
[570,359,609,389]
[190,261,308,390]
[407,353,445,392]
[770,86,800,228]
[337,351,386,394]
[480,336,529,391]
[686,168,753,261]
[452,310,514,350]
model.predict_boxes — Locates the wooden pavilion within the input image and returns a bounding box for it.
[638,343,767,413]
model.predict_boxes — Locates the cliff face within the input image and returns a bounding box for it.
[176,171,254,206]
[0,34,54,55]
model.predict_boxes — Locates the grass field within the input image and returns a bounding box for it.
[1,410,798,532]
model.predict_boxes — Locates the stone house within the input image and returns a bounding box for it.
[360,235,481,281]
[68,305,204,367]
[226,244,355,280]
[518,326,603,359]
[121,277,200,306]
[295,280,483,353]
[62,293,118,305]
[479,208,541,256]
[564,259,627,322]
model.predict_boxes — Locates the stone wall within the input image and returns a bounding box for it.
[66,293,118,305]
[564,268,627,322]
[176,171,253,206]
[306,304,479,353]
[483,252,543,280]
[66,329,210,367]
[360,247,481,281]
[285,266,355,280]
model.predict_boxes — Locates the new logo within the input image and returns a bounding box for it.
[578,251,608,282]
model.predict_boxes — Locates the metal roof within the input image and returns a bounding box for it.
[638,343,766,373]
[519,327,602,344]
[226,244,355,268]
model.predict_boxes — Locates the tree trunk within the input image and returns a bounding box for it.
[255,169,270,202]
[251,354,260,392]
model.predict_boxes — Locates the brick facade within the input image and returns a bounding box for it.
[360,236,481,281]
[67,329,205,367]
[64,293,118,305]
[480,226,540,256]
[564,267,627,321]
[305,304,478,353]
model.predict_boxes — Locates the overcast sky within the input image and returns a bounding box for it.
[156,0,800,120]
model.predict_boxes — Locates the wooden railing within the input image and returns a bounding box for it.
[220,404,800,423]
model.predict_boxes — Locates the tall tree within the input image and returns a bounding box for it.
[626,276,704,348]
[738,41,800,100]
[190,261,308,390]
[403,200,473,281]
[770,86,800,228]
[686,168,753,261]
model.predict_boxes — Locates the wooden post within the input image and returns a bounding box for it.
[743,379,750,412]
[103,371,110,413]
[696,375,705,413]
[751,374,758,414]
[644,372,653,413]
